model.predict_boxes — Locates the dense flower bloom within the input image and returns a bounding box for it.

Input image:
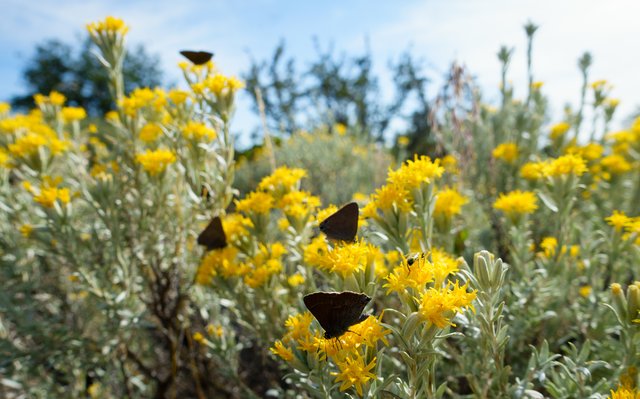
[492,142,519,164]
[331,353,377,396]
[61,107,87,123]
[493,190,538,221]
[606,210,630,232]
[387,154,444,190]
[544,154,588,177]
[279,190,321,219]
[167,89,190,105]
[195,246,239,284]
[520,161,547,181]
[270,340,294,361]
[235,191,275,214]
[135,149,176,175]
[417,282,476,328]
[182,121,217,141]
[34,91,66,107]
[600,154,632,174]
[138,123,163,143]
[257,166,307,194]
[434,187,468,219]
[369,183,412,212]
[86,16,129,35]
[309,240,372,278]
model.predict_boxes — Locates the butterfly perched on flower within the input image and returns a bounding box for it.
[180,50,213,65]
[319,202,359,242]
[303,291,370,339]
[197,216,227,250]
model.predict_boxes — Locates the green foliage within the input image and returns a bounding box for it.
[235,127,392,206]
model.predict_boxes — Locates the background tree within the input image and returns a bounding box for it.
[243,40,436,155]
[11,37,163,115]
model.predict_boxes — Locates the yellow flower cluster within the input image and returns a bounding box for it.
[119,87,167,117]
[61,107,87,123]
[2,110,70,161]
[23,177,71,209]
[417,281,476,328]
[257,166,307,195]
[86,16,129,36]
[135,148,176,176]
[493,190,538,222]
[492,142,519,164]
[195,246,239,285]
[242,243,287,288]
[182,121,217,141]
[34,91,66,107]
[384,249,458,292]
[138,123,163,143]
[606,211,640,244]
[271,312,390,395]
[305,239,377,278]
[544,154,588,177]
[434,187,468,219]
[235,191,275,214]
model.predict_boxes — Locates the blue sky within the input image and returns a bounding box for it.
[2,0,639,146]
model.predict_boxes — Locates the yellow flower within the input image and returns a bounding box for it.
[0,102,11,114]
[531,81,544,90]
[550,122,570,140]
[335,123,347,136]
[600,154,632,174]
[139,123,163,143]
[135,149,176,176]
[34,91,66,107]
[284,312,315,342]
[196,246,239,284]
[492,142,519,164]
[203,74,245,96]
[168,89,190,105]
[440,154,457,174]
[61,107,87,123]
[316,205,339,224]
[539,237,558,258]
[387,154,444,190]
[182,121,217,141]
[270,340,294,361]
[370,183,412,212]
[434,187,468,219]
[303,235,330,268]
[579,285,592,298]
[257,166,307,194]
[0,149,10,168]
[349,315,391,347]
[279,190,321,219]
[193,332,206,344]
[8,133,48,157]
[544,154,587,177]
[520,161,547,181]
[397,135,410,146]
[19,224,34,238]
[86,16,129,36]
[493,190,538,222]
[609,385,640,399]
[417,282,476,328]
[206,324,224,338]
[566,142,604,161]
[287,273,305,287]
[606,210,630,232]
[235,191,275,214]
[313,241,372,278]
[221,213,254,242]
[331,353,377,396]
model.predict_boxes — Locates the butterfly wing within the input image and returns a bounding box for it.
[180,50,213,65]
[303,291,370,338]
[319,202,359,241]
[197,216,227,250]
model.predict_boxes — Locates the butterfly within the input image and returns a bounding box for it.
[180,50,213,65]
[303,291,371,339]
[197,216,227,250]
[319,202,359,242]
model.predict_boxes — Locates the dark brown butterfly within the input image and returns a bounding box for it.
[197,216,227,250]
[319,202,359,242]
[303,291,371,339]
[180,50,213,65]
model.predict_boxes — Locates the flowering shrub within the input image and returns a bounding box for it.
[0,17,639,399]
